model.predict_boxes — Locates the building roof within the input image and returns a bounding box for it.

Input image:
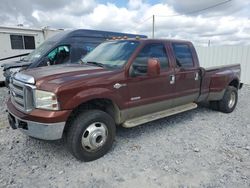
[0,25,62,32]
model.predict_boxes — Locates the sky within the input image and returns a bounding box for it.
[0,0,249,46]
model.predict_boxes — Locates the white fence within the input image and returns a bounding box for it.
[195,46,250,85]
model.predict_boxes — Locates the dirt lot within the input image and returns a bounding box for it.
[0,86,249,188]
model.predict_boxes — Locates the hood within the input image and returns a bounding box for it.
[2,61,31,71]
[22,64,113,87]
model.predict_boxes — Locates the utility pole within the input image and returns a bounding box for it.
[152,14,155,38]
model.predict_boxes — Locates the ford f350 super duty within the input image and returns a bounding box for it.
[7,38,243,161]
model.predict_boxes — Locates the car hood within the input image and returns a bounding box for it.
[22,64,113,88]
[2,61,31,71]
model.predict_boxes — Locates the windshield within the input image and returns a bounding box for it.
[81,40,139,69]
[21,41,54,62]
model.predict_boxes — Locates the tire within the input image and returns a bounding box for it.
[218,86,238,113]
[66,110,116,161]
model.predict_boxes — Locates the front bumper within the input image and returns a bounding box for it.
[8,112,65,140]
[7,99,72,140]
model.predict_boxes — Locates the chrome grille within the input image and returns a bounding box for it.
[9,78,35,112]
[10,79,25,110]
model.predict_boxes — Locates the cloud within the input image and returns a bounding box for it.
[64,0,97,16]
[128,0,144,10]
[165,0,250,17]
[83,3,138,31]
[33,0,69,10]
[0,0,249,46]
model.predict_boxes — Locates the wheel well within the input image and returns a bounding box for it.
[229,79,239,89]
[64,99,118,134]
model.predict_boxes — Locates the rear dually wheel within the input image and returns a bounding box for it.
[209,86,238,113]
[218,86,238,113]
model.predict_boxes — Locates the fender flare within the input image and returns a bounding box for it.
[62,87,123,110]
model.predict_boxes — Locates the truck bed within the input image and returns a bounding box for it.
[199,63,241,102]
[205,64,240,72]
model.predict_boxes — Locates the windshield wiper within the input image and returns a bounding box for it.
[86,61,104,68]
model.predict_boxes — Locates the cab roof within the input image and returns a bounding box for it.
[47,29,147,42]
[107,37,191,44]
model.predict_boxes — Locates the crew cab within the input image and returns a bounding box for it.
[7,38,242,161]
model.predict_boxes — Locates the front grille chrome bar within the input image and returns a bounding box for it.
[9,74,36,113]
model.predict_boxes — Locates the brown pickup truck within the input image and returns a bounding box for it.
[7,38,242,161]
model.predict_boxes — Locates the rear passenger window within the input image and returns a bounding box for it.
[131,43,169,76]
[172,43,194,68]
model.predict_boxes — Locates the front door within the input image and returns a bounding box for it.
[126,43,175,120]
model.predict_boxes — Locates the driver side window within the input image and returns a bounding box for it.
[47,45,70,65]
[130,43,168,77]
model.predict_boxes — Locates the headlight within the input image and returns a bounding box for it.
[35,90,59,110]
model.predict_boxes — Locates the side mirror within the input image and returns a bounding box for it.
[147,58,160,77]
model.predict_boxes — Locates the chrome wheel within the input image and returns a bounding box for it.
[81,122,108,152]
[228,92,236,109]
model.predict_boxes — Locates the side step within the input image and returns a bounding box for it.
[122,103,197,128]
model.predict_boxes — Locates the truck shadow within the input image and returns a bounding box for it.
[0,81,5,87]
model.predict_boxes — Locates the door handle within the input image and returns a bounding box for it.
[169,75,175,84]
[195,72,199,81]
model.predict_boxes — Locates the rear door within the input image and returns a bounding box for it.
[126,42,175,119]
[170,42,201,106]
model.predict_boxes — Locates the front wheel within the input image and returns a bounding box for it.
[66,110,116,161]
[218,86,238,113]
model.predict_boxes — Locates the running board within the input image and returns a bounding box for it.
[122,103,197,128]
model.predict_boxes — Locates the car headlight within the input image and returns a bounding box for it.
[35,90,59,110]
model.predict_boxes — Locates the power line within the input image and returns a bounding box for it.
[134,16,152,28]
[156,0,232,18]
[152,0,232,38]
[126,16,152,32]
[130,0,233,35]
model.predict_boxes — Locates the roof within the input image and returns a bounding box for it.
[0,25,61,32]
[0,26,147,39]
[107,38,191,43]
[44,29,147,42]
[66,29,147,38]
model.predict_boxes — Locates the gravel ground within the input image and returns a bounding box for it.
[0,87,8,128]
[0,86,249,188]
